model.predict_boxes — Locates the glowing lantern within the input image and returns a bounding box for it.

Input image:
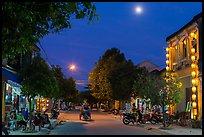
[166,66,170,71]
[192,94,196,101]
[166,47,169,52]
[166,60,169,64]
[191,71,196,77]
[191,56,196,61]
[183,40,186,45]
[191,48,195,54]
[191,63,196,69]
[195,78,199,85]
[166,54,169,58]
[192,102,197,108]
[192,79,196,85]
[193,109,197,115]
[192,86,196,93]
[190,32,195,37]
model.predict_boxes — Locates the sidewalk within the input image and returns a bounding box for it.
[8,119,58,135]
[109,113,202,135]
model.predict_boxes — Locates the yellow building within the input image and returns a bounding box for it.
[165,12,202,120]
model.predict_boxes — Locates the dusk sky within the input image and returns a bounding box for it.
[38,2,202,91]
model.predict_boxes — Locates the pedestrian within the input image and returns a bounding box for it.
[9,111,17,131]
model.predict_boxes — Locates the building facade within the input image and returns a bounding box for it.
[165,12,202,120]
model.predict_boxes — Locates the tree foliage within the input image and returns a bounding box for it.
[20,53,59,99]
[89,48,135,103]
[51,65,79,102]
[162,71,183,107]
[2,2,99,60]
[132,67,165,105]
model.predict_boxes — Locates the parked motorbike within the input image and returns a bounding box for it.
[122,113,146,125]
[150,111,173,127]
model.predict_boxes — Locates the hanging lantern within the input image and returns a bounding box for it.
[192,94,196,101]
[191,63,196,69]
[191,55,196,61]
[166,66,170,71]
[192,86,196,93]
[191,48,195,54]
[192,102,197,108]
[195,78,199,85]
[166,60,169,64]
[166,54,169,58]
[183,40,186,45]
[191,71,196,77]
[166,47,169,52]
[190,32,195,37]
[193,109,197,115]
[192,79,196,85]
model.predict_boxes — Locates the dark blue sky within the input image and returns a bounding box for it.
[39,2,202,91]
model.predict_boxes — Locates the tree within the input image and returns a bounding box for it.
[2,2,99,60]
[89,48,136,104]
[132,67,165,105]
[51,65,79,107]
[19,53,59,130]
[162,71,183,109]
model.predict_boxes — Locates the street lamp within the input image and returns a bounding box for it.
[69,64,76,71]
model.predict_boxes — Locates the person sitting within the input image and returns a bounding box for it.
[9,111,17,131]
[17,111,27,130]
[131,103,137,124]
[136,108,143,124]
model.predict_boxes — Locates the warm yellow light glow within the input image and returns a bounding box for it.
[178,82,182,88]
[192,94,196,101]
[191,63,196,69]
[183,40,186,45]
[69,64,76,70]
[166,54,169,58]
[195,78,199,85]
[192,86,196,93]
[166,66,170,71]
[166,47,169,52]
[190,32,195,37]
[192,102,197,108]
[166,60,169,64]
[193,109,197,115]
[191,48,195,54]
[191,55,196,61]
[192,79,196,85]
[191,71,196,77]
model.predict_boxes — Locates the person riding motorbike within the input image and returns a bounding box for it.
[51,108,59,119]
[79,105,91,120]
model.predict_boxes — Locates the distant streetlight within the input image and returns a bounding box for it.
[69,64,76,71]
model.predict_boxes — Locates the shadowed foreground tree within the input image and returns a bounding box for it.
[2,2,99,60]
[20,53,59,130]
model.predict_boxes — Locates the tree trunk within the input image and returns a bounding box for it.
[28,96,32,130]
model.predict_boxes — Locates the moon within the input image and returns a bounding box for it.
[135,6,143,14]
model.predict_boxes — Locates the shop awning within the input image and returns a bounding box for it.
[2,67,21,83]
